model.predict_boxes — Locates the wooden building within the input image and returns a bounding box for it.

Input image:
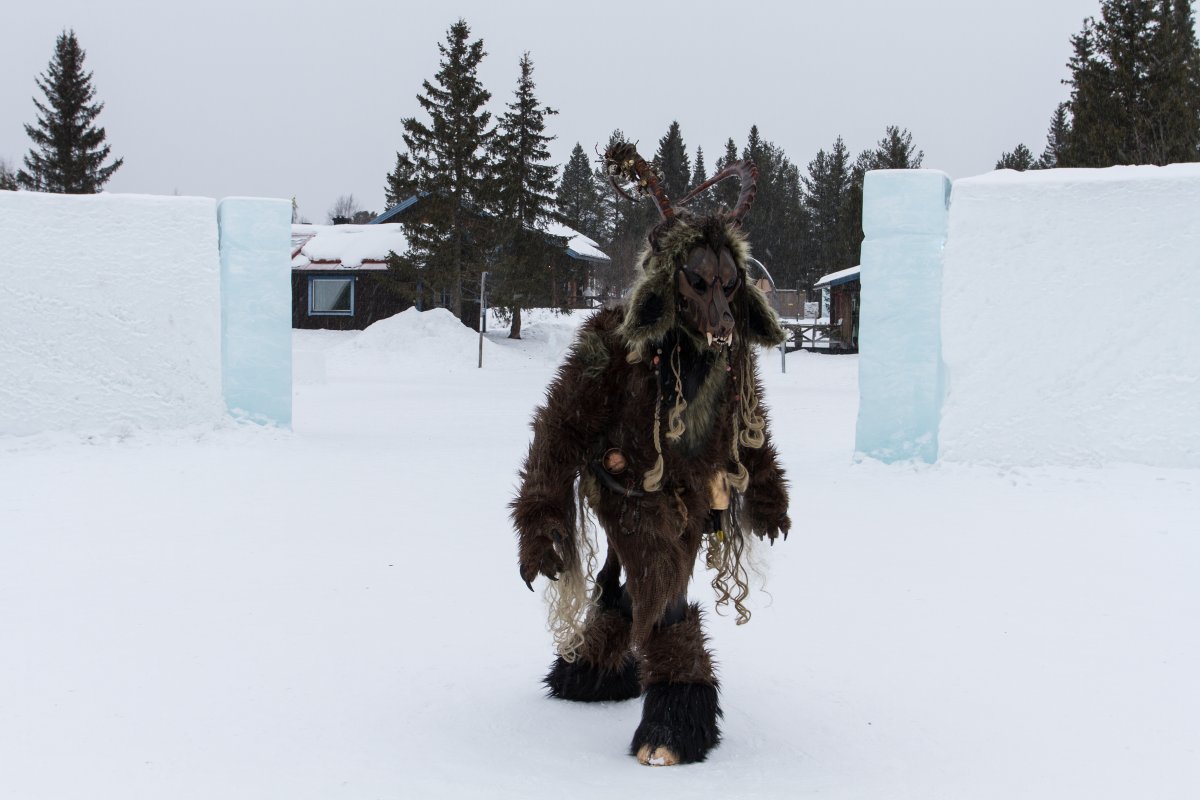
[813,265,860,352]
[291,223,410,330]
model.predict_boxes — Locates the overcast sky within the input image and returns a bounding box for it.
[2,0,1110,223]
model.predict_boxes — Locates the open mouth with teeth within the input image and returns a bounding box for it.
[707,331,733,348]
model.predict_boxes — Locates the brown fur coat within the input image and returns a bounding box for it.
[513,213,791,647]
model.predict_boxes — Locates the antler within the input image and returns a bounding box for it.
[602,142,674,221]
[675,160,758,227]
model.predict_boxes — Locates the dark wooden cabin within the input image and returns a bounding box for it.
[291,223,411,330]
[814,265,860,352]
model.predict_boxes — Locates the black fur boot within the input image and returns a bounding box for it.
[544,654,641,702]
[630,682,722,764]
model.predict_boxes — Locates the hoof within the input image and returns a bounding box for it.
[629,682,722,764]
[636,744,680,766]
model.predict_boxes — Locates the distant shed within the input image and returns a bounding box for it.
[814,265,860,351]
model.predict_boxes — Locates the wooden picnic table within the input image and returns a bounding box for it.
[780,321,840,353]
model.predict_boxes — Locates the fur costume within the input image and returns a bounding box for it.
[511,142,791,766]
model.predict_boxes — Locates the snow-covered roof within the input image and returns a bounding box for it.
[814,265,860,289]
[291,223,408,271]
[370,195,610,263]
[541,220,610,263]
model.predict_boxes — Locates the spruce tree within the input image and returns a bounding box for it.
[490,52,561,339]
[743,125,765,168]
[382,19,494,321]
[995,143,1038,170]
[865,125,925,169]
[1063,0,1200,166]
[18,29,122,193]
[687,145,717,213]
[653,121,690,200]
[803,137,855,288]
[0,159,17,191]
[714,137,741,212]
[1145,0,1200,163]
[556,142,605,241]
[842,126,926,268]
[736,127,806,289]
[1063,6,1146,165]
[1038,103,1072,168]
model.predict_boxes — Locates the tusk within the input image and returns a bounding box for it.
[707,332,713,346]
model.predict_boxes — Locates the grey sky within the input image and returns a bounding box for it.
[3,0,1105,223]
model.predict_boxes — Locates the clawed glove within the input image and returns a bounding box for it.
[519,529,565,591]
[759,515,791,545]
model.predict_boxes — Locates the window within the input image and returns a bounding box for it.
[309,277,354,316]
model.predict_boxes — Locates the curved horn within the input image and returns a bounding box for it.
[676,159,758,227]
[602,142,674,221]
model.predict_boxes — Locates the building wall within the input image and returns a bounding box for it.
[291,271,411,330]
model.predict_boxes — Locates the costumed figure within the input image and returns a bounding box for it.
[511,140,791,766]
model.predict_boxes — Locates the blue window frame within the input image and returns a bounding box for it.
[309,276,354,316]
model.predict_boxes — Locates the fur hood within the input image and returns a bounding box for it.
[617,212,787,353]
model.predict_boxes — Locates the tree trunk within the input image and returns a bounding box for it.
[509,305,523,339]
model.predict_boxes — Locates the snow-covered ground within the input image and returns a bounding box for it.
[2,308,1196,800]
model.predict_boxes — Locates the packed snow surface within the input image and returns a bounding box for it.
[2,309,1197,799]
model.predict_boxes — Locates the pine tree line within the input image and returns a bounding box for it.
[557,123,925,295]
[996,0,1200,171]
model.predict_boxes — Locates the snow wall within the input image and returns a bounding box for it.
[857,165,1200,468]
[0,191,291,436]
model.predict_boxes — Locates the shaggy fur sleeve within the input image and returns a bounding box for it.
[738,353,791,543]
[511,314,615,581]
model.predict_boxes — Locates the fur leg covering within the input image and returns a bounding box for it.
[544,607,640,702]
[630,603,722,764]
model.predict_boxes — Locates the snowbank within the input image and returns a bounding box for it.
[0,191,224,435]
[940,165,1200,467]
